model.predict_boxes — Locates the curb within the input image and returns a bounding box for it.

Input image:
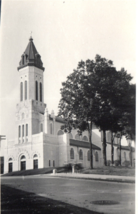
[50,174,135,183]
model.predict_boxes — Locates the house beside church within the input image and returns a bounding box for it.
[0,37,135,174]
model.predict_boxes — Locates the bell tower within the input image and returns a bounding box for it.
[15,37,46,144]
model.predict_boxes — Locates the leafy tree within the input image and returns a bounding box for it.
[58,55,133,167]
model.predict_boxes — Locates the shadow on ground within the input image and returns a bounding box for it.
[1,185,103,214]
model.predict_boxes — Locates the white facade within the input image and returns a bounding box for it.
[0,38,135,174]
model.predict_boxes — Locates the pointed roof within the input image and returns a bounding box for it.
[18,37,45,71]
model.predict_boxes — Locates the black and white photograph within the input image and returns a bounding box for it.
[0,0,136,213]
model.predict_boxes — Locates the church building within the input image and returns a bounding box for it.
[0,38,135,174]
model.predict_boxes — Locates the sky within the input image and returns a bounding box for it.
[0,0,136,144]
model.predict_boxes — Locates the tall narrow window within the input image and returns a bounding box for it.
[79,149,83,160]
[25,81,27,100]
[95,151,99,162]
[87,150,90,161]
[22,125,24,137]
[26,124,28,136]
[70,148,74,159]
[35,81,38,100]
[40,82,42,102]
[49,160,51,167]
[19,126,21,138]
[20,82,23,101]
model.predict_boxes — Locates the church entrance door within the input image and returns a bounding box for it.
[21,161,26,170]
[20,155,26,171]
[33,159,38,169]
[8,162,13,173]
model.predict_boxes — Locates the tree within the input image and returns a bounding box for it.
[58,55,133,167]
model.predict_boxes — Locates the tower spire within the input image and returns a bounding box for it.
[18,37,45,71]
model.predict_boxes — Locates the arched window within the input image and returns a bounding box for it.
[40,82,42,102]
[20,82,23,101]
[87,150,90,161]
[75,134,80,140]
[50,123,53,134]
[22,125,24,137]
[69,133,73,139]
[20,155,26,171]
[21,155,26,160]
[35,81,38,100]
[70,148,74,159]
[79,149,83,160]
[40,123,43,132]
[82,136,88,141]
[33,154,38,158]
[57,130,64,135]
[25,81,27,100]
[95,151,98,162]
[124,152,126,161]
[26,124,28,136]
[33,154,38,169]
[19,126,21,138]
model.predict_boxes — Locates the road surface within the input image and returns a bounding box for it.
[1,175,135,214]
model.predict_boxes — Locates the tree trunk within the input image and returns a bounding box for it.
[111,131,114,165]
[119,137,121,166]
[103,130,107,166]
[88,122,93,169]
[129,144,132,167]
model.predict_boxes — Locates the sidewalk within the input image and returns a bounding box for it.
[50,172,135,183]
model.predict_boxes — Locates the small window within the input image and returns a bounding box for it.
[87,150,90,161]
[57,130,64,135]
[33,154,38,158]
[21,155,26,160]
[95,151,98,162]
[82,136,88,141]
[49,160,51,167]
[70,148,74,159]
[79,149,83,160]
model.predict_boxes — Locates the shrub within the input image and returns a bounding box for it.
[114,160,120,166]
[63,163,72,171]
[75,163,83,170]
[107,160,111,166]
[122,160,130,167]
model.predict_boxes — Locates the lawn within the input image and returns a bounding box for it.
[81,166,135,177]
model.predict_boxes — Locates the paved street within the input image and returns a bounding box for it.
[1,175,135,214]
